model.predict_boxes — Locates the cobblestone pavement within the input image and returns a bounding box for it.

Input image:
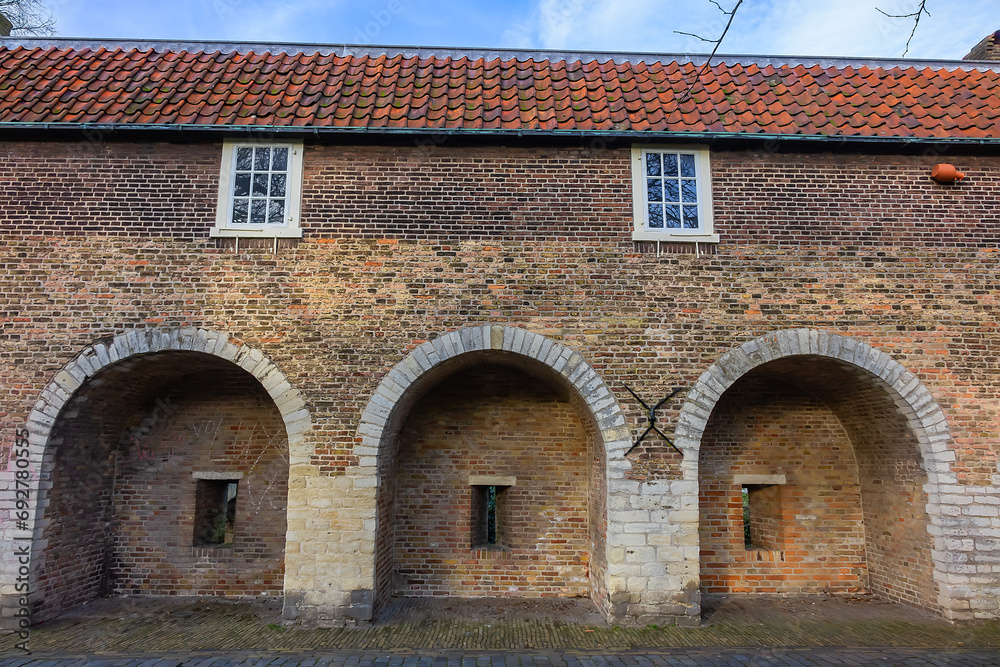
[1,648,1000,666]
[3,595,999,665]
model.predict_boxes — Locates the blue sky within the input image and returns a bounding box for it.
[39,0,997,60]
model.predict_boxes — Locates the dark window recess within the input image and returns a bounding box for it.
[742,484,783,550]
[486,485,497,544]
[742,486,752,548]
[471,485,508,548]
[193,479,238,546]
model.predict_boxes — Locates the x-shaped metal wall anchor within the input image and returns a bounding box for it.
[622,385,683,456]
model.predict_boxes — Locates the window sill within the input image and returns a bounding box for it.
[634,240,717,255]
[631,232,720,244]
[471,544,512,559]
[742,548,785,563]
[192,545,234,558]
[210,226,303,239]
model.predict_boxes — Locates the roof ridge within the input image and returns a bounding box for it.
[3,37,1000,73]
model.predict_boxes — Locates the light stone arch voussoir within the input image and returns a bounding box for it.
[26,326,311,453]
[355,325,631,469]
[675,328,954,487]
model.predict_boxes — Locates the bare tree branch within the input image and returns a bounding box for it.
[673,30,717,44]
[876,0,930,56]
[673,0,744,100]
[0,0,56,36]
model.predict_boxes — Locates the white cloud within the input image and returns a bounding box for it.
[43,0,999,61]
[725,0,885,57]
[689,0,996,60]
[213,1,341,42]
[501,0,697,52]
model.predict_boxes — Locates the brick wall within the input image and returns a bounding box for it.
[965,31,1000,60]
[109,377,288,598]
[2,139,999,624]
[304,145,630,241]
[29,352,287,622]
[699,375,869,595]
[0,142,219,238]
[820,365,935,609]
[392,364,591,598]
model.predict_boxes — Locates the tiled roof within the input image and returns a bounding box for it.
[0,41,998,142]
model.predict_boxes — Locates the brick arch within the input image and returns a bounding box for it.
[356,325,630,620]
[676,328,957,614]
[12,327,311,618]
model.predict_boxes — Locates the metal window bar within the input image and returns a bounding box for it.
[486,485,497,545]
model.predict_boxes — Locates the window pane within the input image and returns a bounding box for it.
[253,147,270,171]
[236,147,253,170]
[663,153,678,176]
[232,198,249,224]
[683,206,700,229]
[664,205,681,228]
[664,179,679,202]
[680,154,696,177]
[646,178,662,202]
[250,198,267,225]
[647,203,663,229]
[681,179,698,203]
[271,148,288,171]
[268,200,285,224]
[645,153,661,176]
[252,173,269,197]
[271,173,287,198]
[233,173,250,197]
[226,144,298,231]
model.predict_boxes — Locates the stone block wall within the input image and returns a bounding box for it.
[1,139,999,626]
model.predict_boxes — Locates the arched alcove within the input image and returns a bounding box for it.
[19,327,310,622]
[676,330,954,614]
[355,326,629,620]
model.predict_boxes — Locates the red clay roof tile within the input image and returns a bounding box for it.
[0,44,997,140]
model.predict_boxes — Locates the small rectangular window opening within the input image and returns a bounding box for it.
[742,486,751,548]
[486,485,498,544]
[194,479,238,547]
[742,483,783,551]
[630,145,717,244]
[471,484,508,549]
[212,140,303,238]
[644,150,700,231]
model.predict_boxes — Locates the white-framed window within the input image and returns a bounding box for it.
[211,140,304,238]
[631,145,718,243]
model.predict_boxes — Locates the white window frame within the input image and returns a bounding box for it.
[211,140,304,238]
[631,145,718,243]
